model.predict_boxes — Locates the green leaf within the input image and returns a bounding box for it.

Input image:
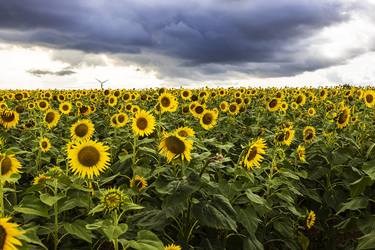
[18,227,48,250]
[236,207,261,234]
[40,193,65,206]
[357,231,375,250]
[14,206,49,217]
[362,160,375,180]
[298,232,310,250]
[102,222,128,241]
[126,230,164,250]
[64,220,93,243]
[245,190,266,205]
[337,197,369,214]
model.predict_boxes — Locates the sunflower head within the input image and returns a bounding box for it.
[306,210,316,229]
[33,173,51,185]
[159,133,193,162]
[0,217,24,249]
[0,154,21,179]
[175,127,195,138]
[164,243,182,250]
[67,140,110,179]
[130,175,148,192]
[101,188,129,213]
[0,110,20,129]
[303,126,316,143]
[70,119,95,142]
[158,92,178,113]
[39,137,51,153]
[132,110,156,137]
[44,109,60,129]
[297,145,306,162]
[242,138,267,170]
[200,110,218,130]
[336,106,351,129]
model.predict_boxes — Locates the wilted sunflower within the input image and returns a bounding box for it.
[0,153,21,178]
[297,145,306,162]
[44,109,60,129]
[175,127,195,138]
[132,110,156,137]
[130,175,148,192]
[242,138,267,170]
[200,109,218,130]
[70,119,95,142]
[59,101,72,115]
[67,140,110,179]
[336,106,350,129]
[101,187,128,213]
[0,217,24,250]
[303,126,316,143]
[164,244,182,250]
[39,137,51,153]
[159,92,178,113]
[0,110,19,129]
[159,133,193,162]
[306,210,316,229]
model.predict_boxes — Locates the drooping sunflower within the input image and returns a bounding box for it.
[39,137,51,153]
[101,187,128,213]
[44,109,60,129]
[242,138,267,170]
[363,90,375,108]
[0,110,20,129]
[175,127,195,138]
[159,92,178,113]
[0,153,21,178]
[59,101,72,115]
[70,119,95,142]
[306,210,316,229]
[164,244,182,250]
[159,133,193,162]
[132,110,156,137]
[0,217,24,249]
[336,106,351,129]
[303,126,316,143]
[200,109,218,130]
[67,140,110,179]
[130,175,148,192]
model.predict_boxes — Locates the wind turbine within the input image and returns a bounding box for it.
[96,78,108,89]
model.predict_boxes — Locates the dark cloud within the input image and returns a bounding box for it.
[28,68,76,77]
[0,0,361,78]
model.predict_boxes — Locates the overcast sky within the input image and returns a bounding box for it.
[0,0,374,89]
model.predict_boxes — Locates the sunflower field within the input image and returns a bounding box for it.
[0,87,375,250]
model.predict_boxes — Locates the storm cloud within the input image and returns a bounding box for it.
[0,0,363,79]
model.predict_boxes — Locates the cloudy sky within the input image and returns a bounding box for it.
[0,0,374,89]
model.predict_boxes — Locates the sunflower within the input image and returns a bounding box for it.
[33,174,51,185]
[0,110,19,129]
[242,138,267,170]
[110,114,119,128]
[306,210,316,229]
[228,102,239,116]
[303,126,316,143]
[101,187,128,213]
[0,153,21,178]
[59,101,72,115]
[70,119,95,142]
[130,175,148,192]
[116,112,128,127]
[219,101,229,112]
[159,133,193,162]
[191,103,205,118]
[275,127,295,146]
[39,137,51,153]
[295,94,306,106]
[336,106,350,129]
[108,95,118,107]
[44,109,60,129]
[363,90,375,108]
[132,110,156,137]
[297,145,306,162]
[159,92,178,113]
[37,100,49,111]
[199,110,218,130]
[0,217,24,250]
[164,244,182,250]
[267,98,280,112]
[175,127,195,138]
[180,89,192,100]
[67,140,110,179]
[307,107,316,117]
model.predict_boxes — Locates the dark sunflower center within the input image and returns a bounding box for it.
[39,102,47,108]
[195,106,204,114]
[62,105,69,111]
[305,131,313,140]
[78,146,100,167]
[136,117,148,130]
[111,116,118,125]
[276,133,284,142]
[178,130,188,137]
[1,112,15,122]
[75,124,89,137]
[269,99,277,108]
[183,91,189,97]
[0,156,12,175]
[296,96,303,104]
[15,93,23,100]
[45,112,55,123]
[117,115,125,123]
[229,104,237,112]
[366,94,373,103]
[165,136,186,154]
[202,113,213,125]
[42,141,48,148]
[338,111,348,124]
[220,103,226,109]
[182,107,189,113]
[161,97,171,107]
[285,130,290,140]
[247,146,258,161]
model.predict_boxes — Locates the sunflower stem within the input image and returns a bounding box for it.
[0,178,4,217]
[53,178,59,250]
[112,210,119,250]
[132,135,138,167]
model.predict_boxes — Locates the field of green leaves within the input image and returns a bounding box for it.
[0,87,374,250]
